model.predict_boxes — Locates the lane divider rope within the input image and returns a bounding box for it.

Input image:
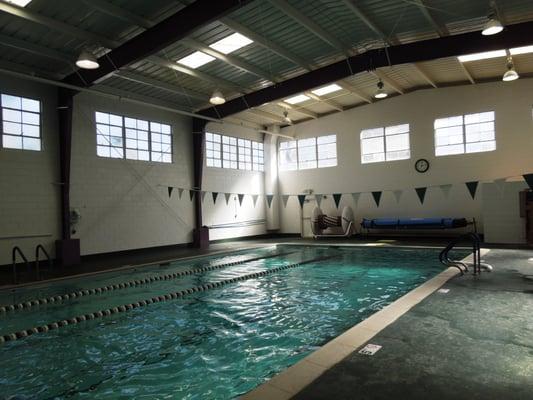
[0,251,296,314]
[0,255,336,345]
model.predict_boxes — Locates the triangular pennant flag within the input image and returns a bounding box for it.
[201,191,207,202]
[493,178,506,197]
[252,195,259,207]
[266,194,274,208]
[224,193,232,205]
[281,195,290,208]
[315,194,322,208]
[439,184,452,198]
[332,193,342,209]
[237,194,245,206]
[351,193,360,207]
[465,181,479,199]
[189,190,195,201]
[372,191,382,207]
[212,192,219,204]
[393,190,402,204]
[298,194,306,209]
[168,186,173,198]
[178,188,184,199]
[523,174,533,190]
[415,187,427,204]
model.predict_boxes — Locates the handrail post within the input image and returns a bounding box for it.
[35,244,52,281]
[12,246,29,285]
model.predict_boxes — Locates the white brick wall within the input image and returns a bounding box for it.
[70,93,195,256]
[0,76,60,265]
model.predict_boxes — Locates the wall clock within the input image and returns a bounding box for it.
[415,158,430,173]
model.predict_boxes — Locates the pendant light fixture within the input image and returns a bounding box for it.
[502,56,519,81]
[209,89,226,105]
[482,6,503,36]
[283,110,292,124]
[76,50,99,69]
[374,80,388,99]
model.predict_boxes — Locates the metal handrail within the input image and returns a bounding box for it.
[12,246,29,284]
[439,233,481,275]
[35,244,52,281]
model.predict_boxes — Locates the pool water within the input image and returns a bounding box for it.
[0,245,467,399]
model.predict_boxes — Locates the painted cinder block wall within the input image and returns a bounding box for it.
[202,122,267,241]
[277,78,533,241]
[69,92,197,256]
[0,75,61,266]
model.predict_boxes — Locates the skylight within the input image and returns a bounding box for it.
[210,32,253,54]
[457,50,506,62]
[285,94,310,104]
[312,83,342,96]
[177,51,215,69]
[510,45,533,55]
[2,0,32,6]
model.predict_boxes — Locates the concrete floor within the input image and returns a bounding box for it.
[292,249,533,400]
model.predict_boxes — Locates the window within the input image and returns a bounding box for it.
[206,132,222,167]
[279,135,338,171]
[252,141,264,171]
[125,117,149,161]
[238,138,252,170]
[317,135,337,167]
[96,112,124,158]
[361,124,410,164]
[298,137,317,170]
[1,94,41,151]
[279,140,298,171]
[95,112,172,162]
[222,135,237,169]
[435,111,495,156]
[150,122,172,163]
[206,133,263,171]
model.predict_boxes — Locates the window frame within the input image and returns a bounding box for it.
[205,132,264,172]
[1,92,42,152]
[360,124,411,164]
[94,110,173,163]
[279,134,338,171]
[434,111,496,157]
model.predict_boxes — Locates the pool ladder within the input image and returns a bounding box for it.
[11,244,53,284]
[439,233,492,275]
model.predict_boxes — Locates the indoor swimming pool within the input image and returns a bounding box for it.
[0,245,468,399]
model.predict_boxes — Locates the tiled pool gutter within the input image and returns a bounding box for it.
[240,248,491,400]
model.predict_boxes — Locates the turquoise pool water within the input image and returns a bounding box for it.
[0,245,467,399]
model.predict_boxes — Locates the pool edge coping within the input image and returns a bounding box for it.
[0,244,274,292]
[239,248,491,400]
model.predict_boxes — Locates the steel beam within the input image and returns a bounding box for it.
[62,0,252,87]
[199,21,533,119]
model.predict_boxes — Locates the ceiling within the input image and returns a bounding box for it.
[1,0,533,128]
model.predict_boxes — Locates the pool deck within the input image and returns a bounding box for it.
[243,248,533,400]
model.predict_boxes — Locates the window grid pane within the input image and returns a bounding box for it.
[279,140,297,171]
[95,112,172,162]
[95,112,124,159]
[435,111,495,156]
[222,135,238,169]
[361,124,411,164]
[1,93,41,151]
[317,134,337,168]
[124,117,150,161]
[252,141,264,171]
[205,132,222,168]
[298,137,317,170]
[238,138,252,170]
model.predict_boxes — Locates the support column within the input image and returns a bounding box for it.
[55,88,80,266]
[192,117,208,248]
[264,125,281,231]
